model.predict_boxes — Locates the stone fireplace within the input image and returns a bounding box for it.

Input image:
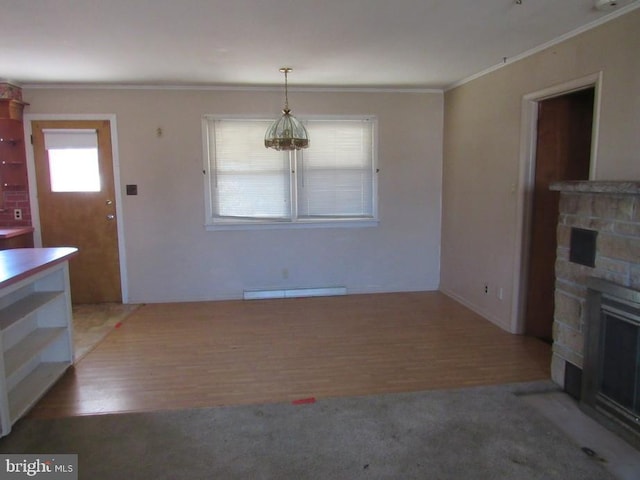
[550,180,640,443]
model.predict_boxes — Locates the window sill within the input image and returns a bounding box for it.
[205,218,379,231]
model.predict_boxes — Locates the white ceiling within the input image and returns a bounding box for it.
[1,0,638,90]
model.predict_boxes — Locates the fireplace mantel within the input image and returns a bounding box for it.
[550,180,640,195]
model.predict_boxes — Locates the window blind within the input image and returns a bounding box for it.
[297,119,374,218]
[204,115,377,226]
[43,129,98,150]
[209,119,290,219]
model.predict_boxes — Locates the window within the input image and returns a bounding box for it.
[204,116,377,228]
[43,129,101,192]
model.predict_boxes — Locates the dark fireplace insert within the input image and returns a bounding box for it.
[582,277,640,448]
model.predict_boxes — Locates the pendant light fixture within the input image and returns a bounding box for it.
[264,67,309,151]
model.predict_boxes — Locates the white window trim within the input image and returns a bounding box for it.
[202,114,379,231]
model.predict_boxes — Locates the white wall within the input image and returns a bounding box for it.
[23,88,443,303]
[441,9,640,332]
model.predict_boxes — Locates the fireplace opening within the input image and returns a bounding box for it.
[582,277,640,448]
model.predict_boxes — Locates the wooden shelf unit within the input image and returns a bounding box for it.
[0,99,29,211]
[0,248,77,436]
[0,118,28,191]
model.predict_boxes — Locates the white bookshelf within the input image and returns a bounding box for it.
[0,248,77,436]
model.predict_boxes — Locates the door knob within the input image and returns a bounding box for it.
[106,199,113,205]
[106,214,115,220]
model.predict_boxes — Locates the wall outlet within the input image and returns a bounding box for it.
[13,208,22,220]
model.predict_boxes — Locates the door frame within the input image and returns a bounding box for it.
[23,113,129,303]
[511,72,602,334]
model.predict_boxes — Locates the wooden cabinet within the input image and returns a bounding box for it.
[0,99,26,121]
[0,247,78,436]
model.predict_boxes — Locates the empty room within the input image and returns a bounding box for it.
[0,1,639,478]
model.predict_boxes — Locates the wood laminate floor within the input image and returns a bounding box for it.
[72,303,141,361]
[29,291,551,418]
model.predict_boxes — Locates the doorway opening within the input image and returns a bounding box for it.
[525,87,595,341]
[513,73,601,338]
[25,115,128,304]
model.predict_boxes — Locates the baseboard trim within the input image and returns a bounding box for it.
[439,287,513,333]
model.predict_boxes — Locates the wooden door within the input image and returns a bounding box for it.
[32,120,122,304]
[525,88,594,340]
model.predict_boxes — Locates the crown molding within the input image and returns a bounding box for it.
[446,2,640,92]
[21,82,442,94]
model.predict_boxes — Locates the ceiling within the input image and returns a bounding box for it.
[1,0,638,90]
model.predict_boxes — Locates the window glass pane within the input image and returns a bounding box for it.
[211,120,290,219]
[48,148,101,192]
[298,120,374,218]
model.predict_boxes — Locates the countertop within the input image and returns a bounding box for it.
[0,247,78,289]
[0,227,34,239]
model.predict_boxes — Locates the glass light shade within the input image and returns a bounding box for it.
[264,109,309,151]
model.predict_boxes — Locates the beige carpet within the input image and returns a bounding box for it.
[0,382,616,480]
[72,303,141,361]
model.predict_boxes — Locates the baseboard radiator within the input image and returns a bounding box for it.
[243,287,347,300]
